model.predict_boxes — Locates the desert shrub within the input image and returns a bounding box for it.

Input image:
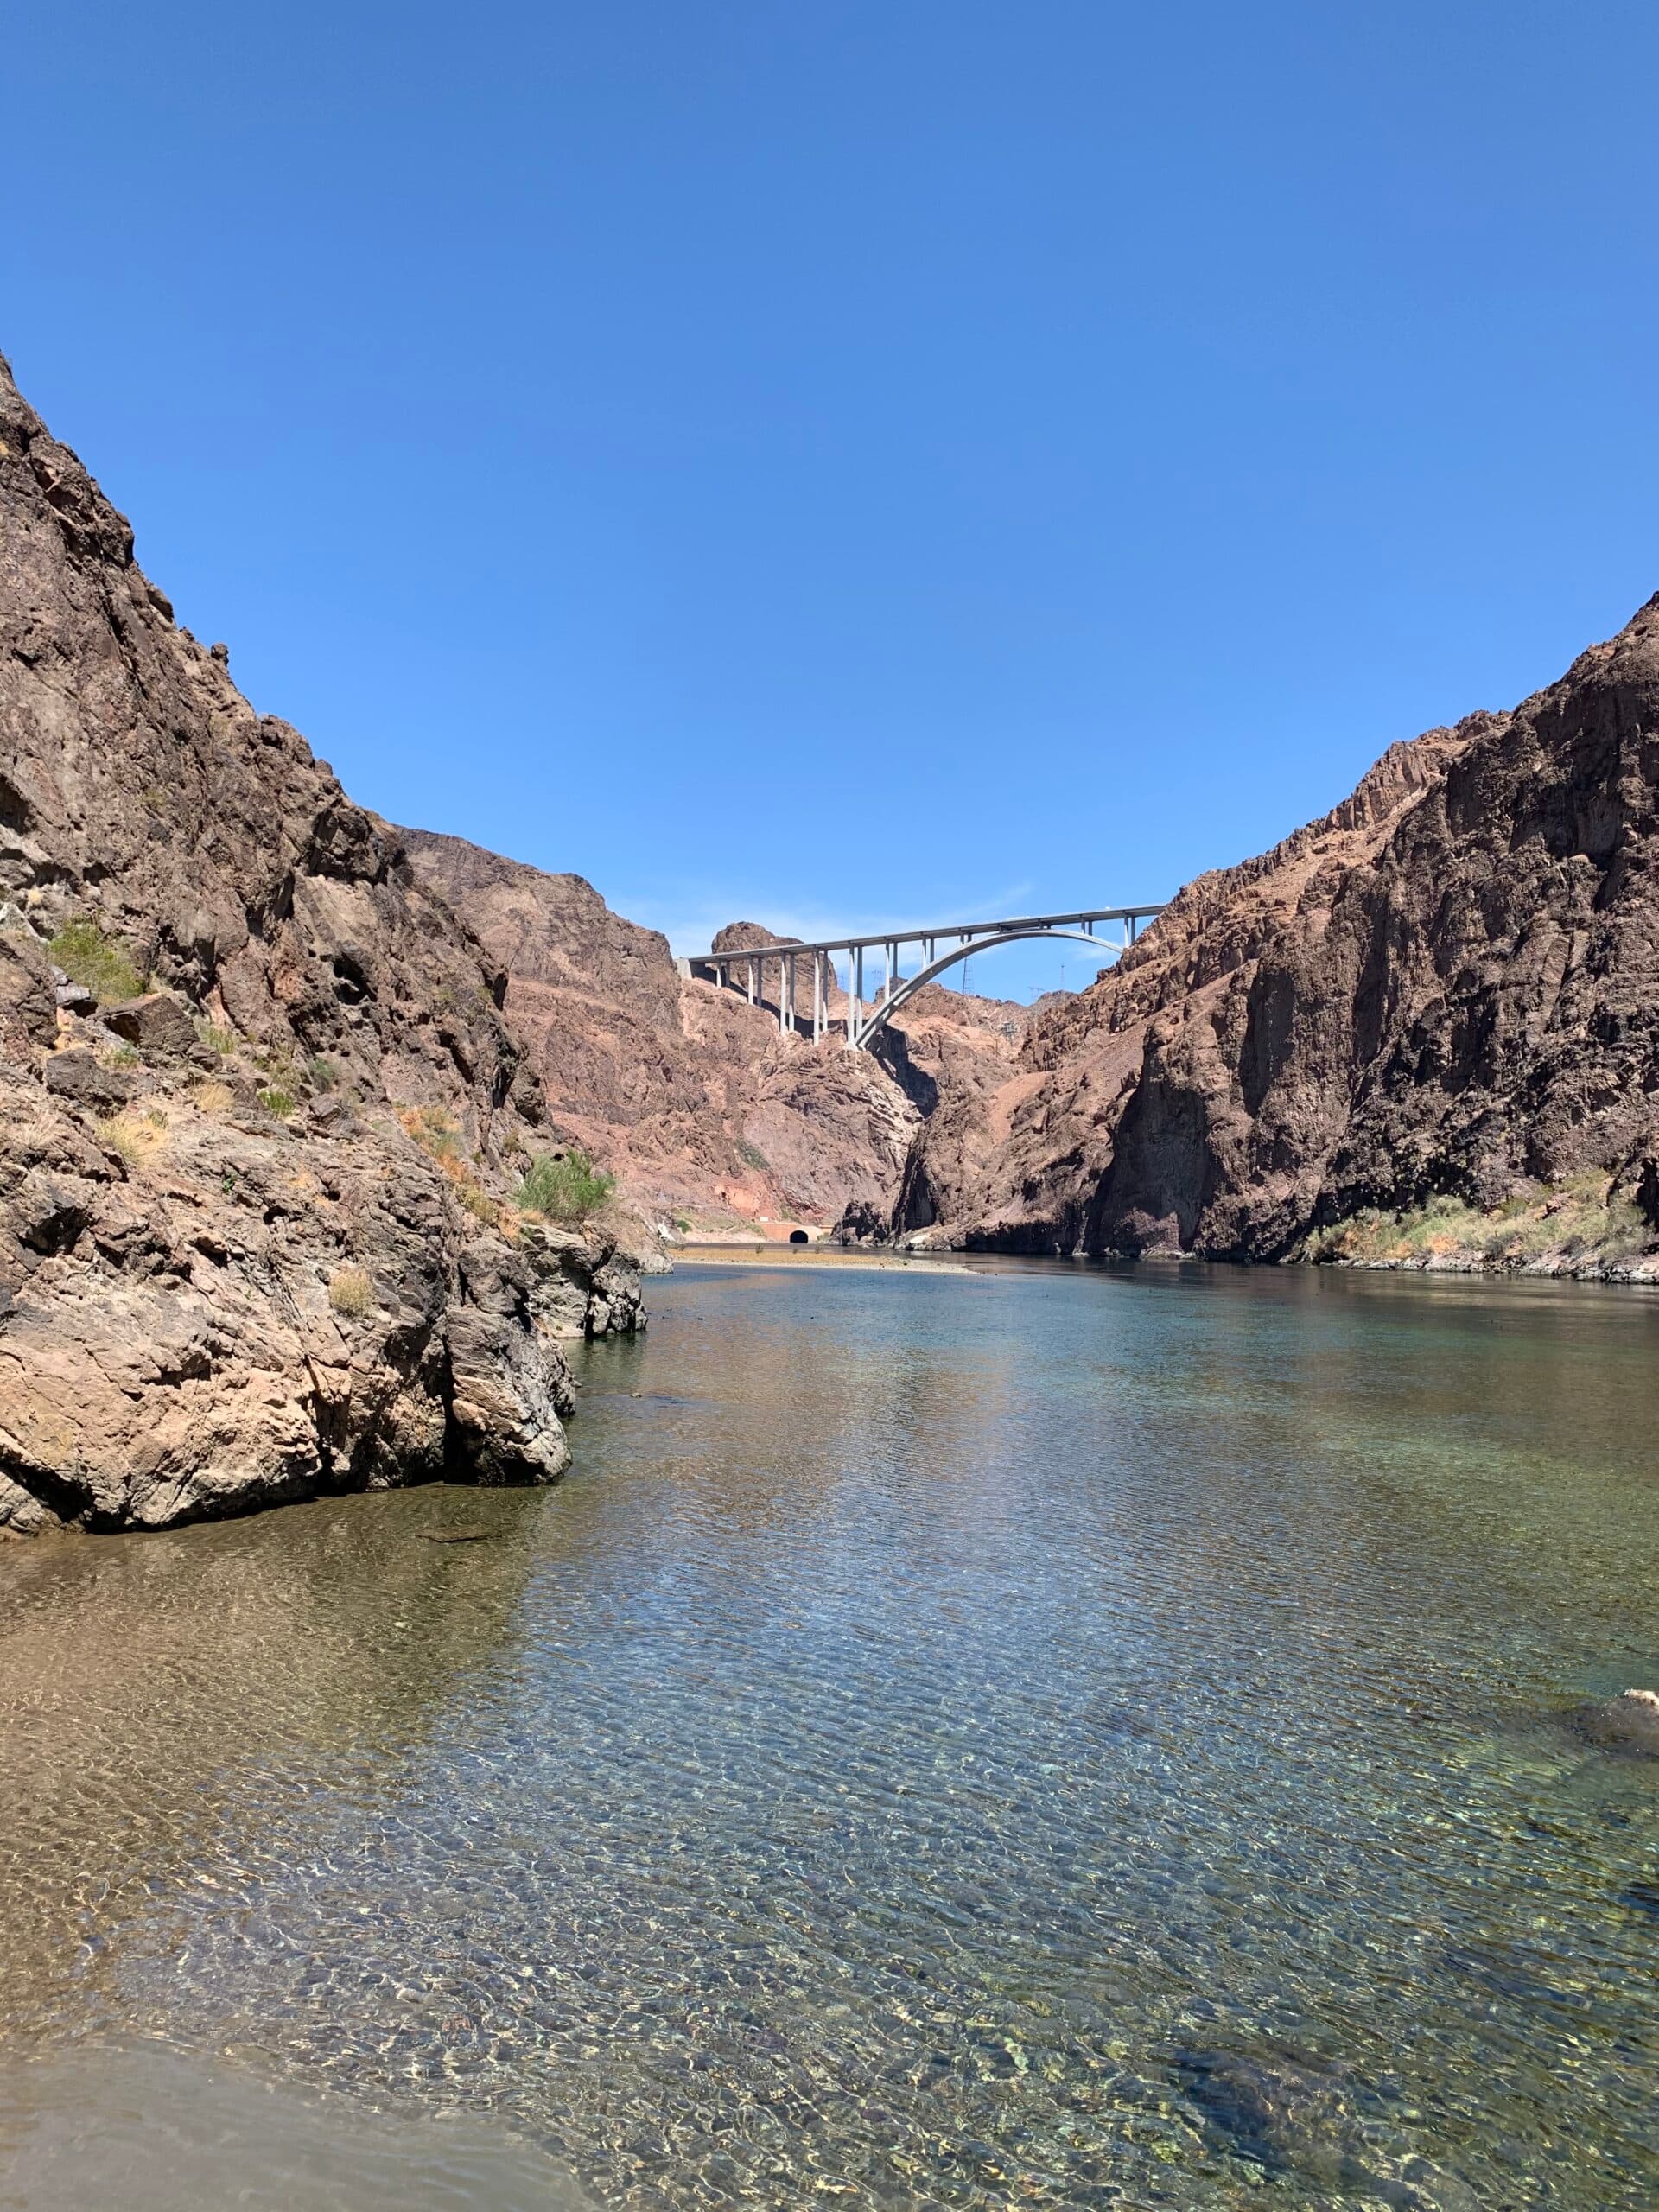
[195,1020,237,1056]
[402,1103,461,1160]
[307,1055,339,1091]
[1307,1173,1656,1270]
[736,1139,769,1173]
[517,1146,614,1224]
[399,1103,504,1220]
[50,918,147,1001]
[193,1079,234,1115]
[258,1085,296,1119]
[327,1267,372,1317]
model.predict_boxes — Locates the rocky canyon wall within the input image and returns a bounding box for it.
[898,601,1659,1277]
[0,353,639,1535]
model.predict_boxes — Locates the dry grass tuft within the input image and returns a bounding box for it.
[97,1110,168,1169]
[192,1078,234,1115]
[327,1266,373,1318]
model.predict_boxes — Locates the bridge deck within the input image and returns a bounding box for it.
[680,905,1164,965]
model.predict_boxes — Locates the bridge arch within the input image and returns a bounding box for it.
[681,903,1164,1049]
[851,927,1116,1048]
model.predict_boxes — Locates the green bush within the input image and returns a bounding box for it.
[517,1146,614,1224]
[258,1085,296,1119]
[307,1055,340,1091]
[50,918,146,1001]
[195,1020,237,1056]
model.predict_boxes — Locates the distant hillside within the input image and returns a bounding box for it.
[399,832,1027,1236]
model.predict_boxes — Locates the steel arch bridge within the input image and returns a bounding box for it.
[679,905,1164,1051]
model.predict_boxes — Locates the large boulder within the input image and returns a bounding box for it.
[100,990,197,1056]
[41,1049,133,1111]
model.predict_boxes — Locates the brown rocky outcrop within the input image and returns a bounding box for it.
[400,833,1028,1235]
[898,601,1659,1274]
[0,352,639,1535]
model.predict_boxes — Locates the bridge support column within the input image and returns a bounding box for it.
[780,954,793,1035]
[847,948,858,1049]
[812,954,823,1041]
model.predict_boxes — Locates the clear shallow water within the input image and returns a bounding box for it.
[3,1260,1658,2209]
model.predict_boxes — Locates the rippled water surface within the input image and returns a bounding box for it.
[3,1260,1659,2209]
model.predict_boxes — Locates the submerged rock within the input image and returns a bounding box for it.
[1173,2047,1476,2208]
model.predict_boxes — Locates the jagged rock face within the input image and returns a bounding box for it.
[0,353,637,1534]
[401,839,1027,1231]
[904,601,1659,1264]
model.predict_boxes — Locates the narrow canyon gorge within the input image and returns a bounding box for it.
[5,352,1659,1536]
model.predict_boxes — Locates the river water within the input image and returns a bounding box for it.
[2,1258,1657,2209]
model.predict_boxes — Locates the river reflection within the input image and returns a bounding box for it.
[2,1260,1657,2208]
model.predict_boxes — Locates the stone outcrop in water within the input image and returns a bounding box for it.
[895,600,1659,1277]
[1580,1688,1659,1756]
[0,353,639,1535]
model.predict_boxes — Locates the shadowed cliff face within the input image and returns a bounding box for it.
[400,836,1028,1234]
[0,353,637,1533]
[901,600,1659,1270]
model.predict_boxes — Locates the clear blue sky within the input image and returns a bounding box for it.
[6,3,1657,999]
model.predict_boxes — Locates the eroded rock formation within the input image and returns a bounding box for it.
[0,353,639,1535]
[898,600,1659,1275]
